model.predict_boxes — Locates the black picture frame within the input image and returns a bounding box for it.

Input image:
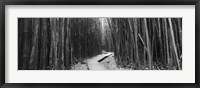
[0,0,199,88]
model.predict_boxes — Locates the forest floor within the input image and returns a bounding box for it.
[70,52,173,70]
[71,52,119,70]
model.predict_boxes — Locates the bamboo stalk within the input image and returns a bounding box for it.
[168,18,181,70]
[29,18,40,70]
[143,18,152,70]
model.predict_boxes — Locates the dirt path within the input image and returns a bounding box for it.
[87,58,107,70]
[86,52,117,70]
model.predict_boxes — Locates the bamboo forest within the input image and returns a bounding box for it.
[18,18,182,70]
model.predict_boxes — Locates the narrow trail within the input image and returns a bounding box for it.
[87,59,107,70]
[86,52,115,70]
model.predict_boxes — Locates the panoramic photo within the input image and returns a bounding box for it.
[18,18,182,70]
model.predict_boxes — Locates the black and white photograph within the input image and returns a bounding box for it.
[18,18,182,70]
